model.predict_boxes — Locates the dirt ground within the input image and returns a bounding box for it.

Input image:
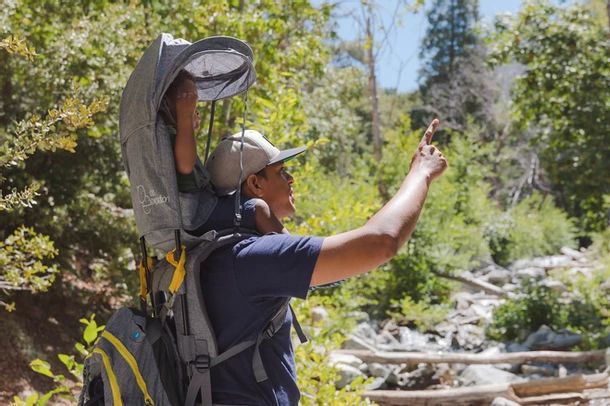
[0,273,130,404]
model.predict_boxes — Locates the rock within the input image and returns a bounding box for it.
[365,376,387,391]
[376,331,402,351]
[530,255,574,269]
[334,363,365,389]
[401,364,439,390]
[506,342,530,352]
[368,362,391,378]
[516,267,545,280]
[491,397,521,406]
[541,279,568,293]
[560,246,584,260]
[311,306,329,323]
[501,283,519,292]
[452,292,475,310]
[453,324,486,351]
[353,322,378,343]
[459,365,524,386]
[398,327,430,351]
[485,268,512,285]
[328,353,363,369]
[343,334,377,351]
[523,325,581,350]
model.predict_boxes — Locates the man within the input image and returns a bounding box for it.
[202,120,447,405]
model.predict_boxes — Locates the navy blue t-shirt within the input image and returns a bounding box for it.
[201,234,323,405]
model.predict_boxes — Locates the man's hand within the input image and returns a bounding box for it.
[409,119,447,182]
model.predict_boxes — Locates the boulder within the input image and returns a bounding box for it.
[459,365,524,386]
[353,322,378,343]
[328,353,363,369]
[515,267,546,280]
[343,334,377,351]
[398,327,430,351]
[368,362,391,378]
[311,306,329,323]
[334,363,365,389]
[485,268,512,285]
[522,325,581,350]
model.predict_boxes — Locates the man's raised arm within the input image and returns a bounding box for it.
[310,119,448,286]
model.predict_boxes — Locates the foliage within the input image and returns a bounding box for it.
[293,296,375,406]
[488,0,610,232]
[0,226,58,311]
[0,34,107,311]
[488,280,609,349]
[389,295,450,331]
[11,314,101,406]
[486,193,577,266]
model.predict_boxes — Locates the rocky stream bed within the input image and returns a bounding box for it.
[321,247,610,405]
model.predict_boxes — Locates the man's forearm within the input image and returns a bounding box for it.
[366,167,431,249]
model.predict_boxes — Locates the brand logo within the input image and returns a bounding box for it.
[137,185,169,214]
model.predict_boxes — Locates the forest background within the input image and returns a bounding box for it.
[0,0,609,404]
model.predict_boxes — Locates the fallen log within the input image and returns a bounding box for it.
[363,383,510,406]
[336,348,607,366]
[362,373,609,406]
[511,373,609,397]
[432,270,508,297]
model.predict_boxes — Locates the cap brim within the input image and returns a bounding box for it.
[269,146,307,165]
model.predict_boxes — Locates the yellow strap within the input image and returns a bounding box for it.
[138,257,154,299]
[101,331,154,405]
[93,348,123,406]
[165,245,187,294]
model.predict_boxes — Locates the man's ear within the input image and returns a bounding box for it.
[244,173,264,198]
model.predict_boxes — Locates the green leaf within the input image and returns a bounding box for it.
[30,359,54,378]
[83,321,99,345]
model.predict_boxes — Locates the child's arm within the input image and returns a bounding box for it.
[174,85,199,175]
[253,199,288,234]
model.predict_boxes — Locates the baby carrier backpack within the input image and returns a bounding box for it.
[78,34,306,406]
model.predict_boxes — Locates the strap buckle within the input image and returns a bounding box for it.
[193,354,211,372]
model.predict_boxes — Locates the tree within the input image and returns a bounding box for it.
[0,35,106,310]
[414,0,496,133]
[489,0,610,233]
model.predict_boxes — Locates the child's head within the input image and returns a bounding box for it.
[160,70,197,127]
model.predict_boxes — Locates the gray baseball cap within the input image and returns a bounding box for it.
[206,129,307,196]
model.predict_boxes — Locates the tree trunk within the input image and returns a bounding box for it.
[365,9,387,199]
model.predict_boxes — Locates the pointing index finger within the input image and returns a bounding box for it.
[420,119,440,147]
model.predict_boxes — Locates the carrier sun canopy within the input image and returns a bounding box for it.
[120,34,256,250]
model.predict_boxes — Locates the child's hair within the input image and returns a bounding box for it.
[159,70,197,127]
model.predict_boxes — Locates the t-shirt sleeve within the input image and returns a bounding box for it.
[233,234,324,300]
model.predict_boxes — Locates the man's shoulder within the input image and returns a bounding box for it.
[233,233,324,258]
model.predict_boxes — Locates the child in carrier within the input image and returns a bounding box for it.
[159,70,286,236]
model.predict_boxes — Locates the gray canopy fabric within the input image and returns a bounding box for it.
[120,34,256,251]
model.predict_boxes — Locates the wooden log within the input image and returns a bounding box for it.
[519,392,584,405]
[335,348,607,366]
[511,373,608,397]
[362,384,511,406]
[362,373,609,406]
[432,270,509,297]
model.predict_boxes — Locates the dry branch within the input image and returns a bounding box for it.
[335,348,607,366]
[362,373,609,406]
